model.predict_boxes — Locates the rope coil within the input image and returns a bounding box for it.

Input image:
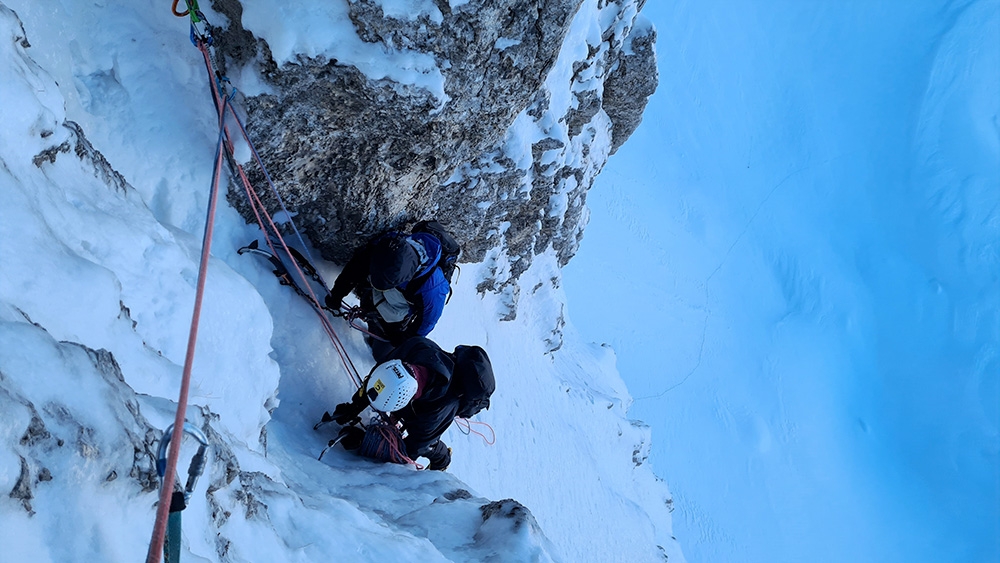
[359,416,423,469]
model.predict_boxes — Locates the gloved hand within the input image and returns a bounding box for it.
[385,324,417,348]
[427,443,452,471]
[325,293,343,311]
[331,387,369,425]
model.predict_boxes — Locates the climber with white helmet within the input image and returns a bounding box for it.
[323,337,494,471]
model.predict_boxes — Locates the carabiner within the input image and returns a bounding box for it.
[156,422,210,504]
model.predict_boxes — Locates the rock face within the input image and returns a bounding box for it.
[211,0,657,301]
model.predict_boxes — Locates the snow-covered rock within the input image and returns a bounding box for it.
[212,0,657,290]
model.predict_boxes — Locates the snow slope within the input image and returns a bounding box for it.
[565,1,999,562]
[0,2,679,562]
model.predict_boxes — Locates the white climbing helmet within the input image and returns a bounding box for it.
[366,359,418,413]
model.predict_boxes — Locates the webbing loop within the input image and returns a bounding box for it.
[454,417,496,445]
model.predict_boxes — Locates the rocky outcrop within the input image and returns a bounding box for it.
[211,0,657,299]
[604,15,658,155]
[30,121,133,194]
[0,321,160,516]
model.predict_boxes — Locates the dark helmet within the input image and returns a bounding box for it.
[369,236,420,290]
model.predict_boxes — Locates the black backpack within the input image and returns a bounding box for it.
[450,345,495,419]
[412,220,461,284]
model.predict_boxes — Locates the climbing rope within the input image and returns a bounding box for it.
[224,103,328,288]
[189,24,363,388]
[359,415,423,469]
[225,118,363,385]
[145,69,229,563]
[148,5,365,560]
[453,418,496,445]
[188,29,363,386]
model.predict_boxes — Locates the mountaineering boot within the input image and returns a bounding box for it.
[337,425,365,451]
[317,422,366,460]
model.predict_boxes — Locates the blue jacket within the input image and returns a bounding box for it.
[402,232,450,337]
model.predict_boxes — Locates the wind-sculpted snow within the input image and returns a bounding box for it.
[0,314,562,562]
[0,2,677,561]
[0,11,279,447]
[0,318,160,560]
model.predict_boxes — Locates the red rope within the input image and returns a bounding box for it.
[223,108,362,387]
[195,41,363,388]
[454,418,496,445]
[238,169,363,387]
[149,35,369,560]
[376,421,424,470]
[145,51,228,563]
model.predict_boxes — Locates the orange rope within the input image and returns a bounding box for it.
[148,30,367,560]
[145,70,228,563]
[170,0,188,17]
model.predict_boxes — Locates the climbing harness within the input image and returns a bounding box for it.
[156,423,210,563]
[332,305,392,343]
[237,234,397,344]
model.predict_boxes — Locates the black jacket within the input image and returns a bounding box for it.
[384,337,459,468]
